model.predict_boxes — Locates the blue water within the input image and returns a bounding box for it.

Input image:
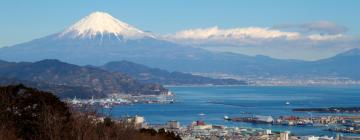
[110,86,360,136]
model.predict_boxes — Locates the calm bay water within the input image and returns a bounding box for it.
[110,86,360,136]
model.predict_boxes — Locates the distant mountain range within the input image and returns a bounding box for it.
[101,60,247,85]
[0,59,247,98]
[255,48,360,79]
[0,12,359,80]
[308,49,360,79]
[0,59,168,98]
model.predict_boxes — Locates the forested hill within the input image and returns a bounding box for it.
[102,60,247,85]
[0,59,168,98]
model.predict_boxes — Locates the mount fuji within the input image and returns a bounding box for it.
[0,12,217,68]
[0,11,260,72]
[0,11,359,79]
[58,12,155,40]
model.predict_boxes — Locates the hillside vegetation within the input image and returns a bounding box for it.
[0,84,181,140]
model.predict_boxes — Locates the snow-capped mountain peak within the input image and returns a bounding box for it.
[59,11,153,39]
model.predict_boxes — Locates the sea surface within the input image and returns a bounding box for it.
[110,86,360,136]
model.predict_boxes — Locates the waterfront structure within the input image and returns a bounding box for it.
[301,136,334,140]
[167,120,181,129]
[336,136,360,140]
[123,115,146,129]
[255,115,274,123]
[280,131,289,140]
[64,93,175,108]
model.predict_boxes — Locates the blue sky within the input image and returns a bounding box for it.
[0,0,359,60]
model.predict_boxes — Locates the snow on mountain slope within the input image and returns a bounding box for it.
[59,11,154,39]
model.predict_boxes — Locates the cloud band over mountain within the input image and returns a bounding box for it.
[162,21,358,60]
[1,11,358,60]
[164,23,349,45]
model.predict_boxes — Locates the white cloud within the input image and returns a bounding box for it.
[162,25,360,60]
[171,26,300,39]
[301,21,348,35]
[165,26,353,46]
[308,34,346,41]
[272,21,348,35]
[165,26,300,45]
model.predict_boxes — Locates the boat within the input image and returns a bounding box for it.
[199,113,206,116]
[286,101,290,105]
[71,96,81,105]
[103,103,112,109]
[89,96,95,105]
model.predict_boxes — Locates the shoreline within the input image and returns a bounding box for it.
[165,84,360,88]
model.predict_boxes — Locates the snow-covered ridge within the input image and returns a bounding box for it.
[59,11,154,39]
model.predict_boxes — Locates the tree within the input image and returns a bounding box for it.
[0,84,71,140]
[0,84,182,140]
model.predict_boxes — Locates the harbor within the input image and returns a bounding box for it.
[225,115,360,134]
[64,91,175,108]
[64,86,360,137]
[225,115,360,126]
[107,86,360,137]
[293,107,360,113]
[105,114,360,140]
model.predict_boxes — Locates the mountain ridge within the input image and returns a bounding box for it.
[101,60,247,85]
[0,59,168,98]
[0,12,359,80]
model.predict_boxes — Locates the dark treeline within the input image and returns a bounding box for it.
[0,84,181,140]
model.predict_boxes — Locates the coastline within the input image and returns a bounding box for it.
[164,84,360,88]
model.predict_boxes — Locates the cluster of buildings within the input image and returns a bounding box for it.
[328,117,360,134]
[274,116,348,126]
[227,115,360,130]
[112,115,360,140]
[193,73,360,86]
[65,91,175,108]
[250,78,360,86]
